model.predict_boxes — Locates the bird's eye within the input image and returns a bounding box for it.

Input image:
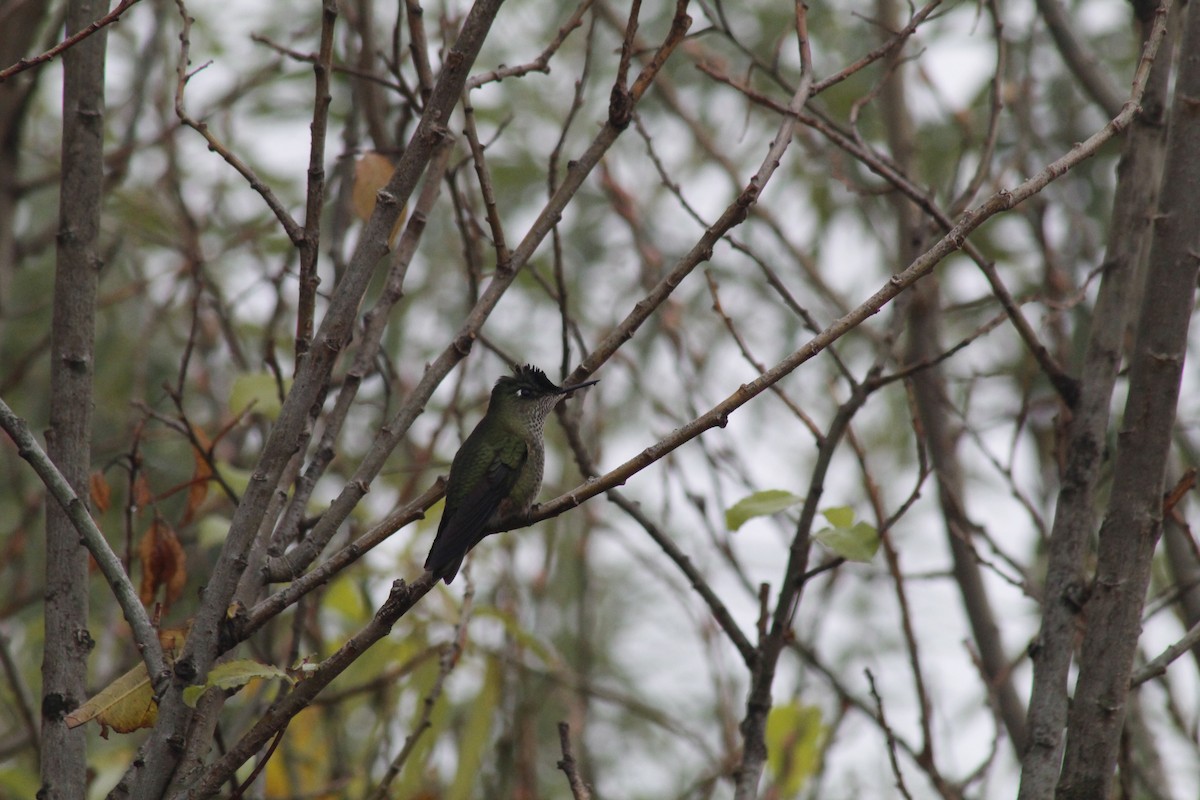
[515,388,531,398]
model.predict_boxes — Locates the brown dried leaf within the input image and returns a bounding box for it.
[133,474,154,510]
[352,151,406,246]
[352,151,394,220]
[90,471,111,513]
[137,518,188,612]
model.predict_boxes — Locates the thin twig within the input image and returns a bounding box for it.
[556,722,593,800]
[0,0,144,82]
[466,0,594,88]
[527,7,1168,526]
[462,90,511,266]
[296,0,339,359]
[250,33,407,93]
[172,0,303,245]
[865,668,915,800]
[366,583,474,800]
[173,577,437,799]
[1131,617,1200,687]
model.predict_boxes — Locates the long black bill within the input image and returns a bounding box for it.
[558,378,599,395]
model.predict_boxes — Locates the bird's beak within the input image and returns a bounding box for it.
[558,378,599,396]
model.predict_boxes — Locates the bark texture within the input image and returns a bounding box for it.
[1017,9,1174,799]
[41,0,110,796]
[1057,1,1200,795]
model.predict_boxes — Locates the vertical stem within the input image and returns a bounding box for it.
[1057,0,1200,795]
[1017,7,1174,799]
[41,0,110,796]
[879,0,1028,757]
[295,0,337,360]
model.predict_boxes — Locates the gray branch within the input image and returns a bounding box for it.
[40,0,113,795]
[1057,0,1200,795]
[0,399,168,683]
[1017,5,1177,799]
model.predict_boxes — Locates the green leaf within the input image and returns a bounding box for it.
[182,659,292,707]
[815,520,880,562]
[766,702,825,797]
[229,372,289,420]
[725,490,803,531]
[821,505,854,529]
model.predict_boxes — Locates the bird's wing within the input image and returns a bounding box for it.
[425,439,527,583]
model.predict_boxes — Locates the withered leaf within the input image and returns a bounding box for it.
[352,151,406,246]
[89,470,111,513]
[138,518,188,612]
[65,626,189,735]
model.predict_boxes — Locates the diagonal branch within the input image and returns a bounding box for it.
[528,7,1170,531]
[120,3,510,798]
[172,0,304,246]
[170,576,437,800]
[0,0,143,82]
[295,0,338,359]
[0,398,167,686]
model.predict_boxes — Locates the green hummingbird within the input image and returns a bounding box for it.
[425,364,599,584]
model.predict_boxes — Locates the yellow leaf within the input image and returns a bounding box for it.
[65,627,189,735]
[229,372,288,420]
[181,428,213,526]
[64,662,158,734]
[765,702,825,797]
[448,656,501,800]
[352,152,394,220]
[264,706,340,799]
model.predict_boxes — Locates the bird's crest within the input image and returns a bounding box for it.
[503,364,562,396]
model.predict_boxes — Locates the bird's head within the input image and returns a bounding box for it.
[490,364,598,428]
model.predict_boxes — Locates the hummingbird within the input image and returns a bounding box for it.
[425,364,599,584]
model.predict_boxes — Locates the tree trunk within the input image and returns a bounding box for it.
[40,0,110,796]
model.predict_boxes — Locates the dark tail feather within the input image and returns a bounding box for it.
[426,551,464,584]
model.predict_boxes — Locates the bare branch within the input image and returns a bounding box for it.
[866,668,916,800]
[0,0,142,82]
[172,0,304,246]
[172,577,437,799]
[466,0,594,88]
[556,722,593,800]
[0,398,167,687]
[295,0,338,359]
